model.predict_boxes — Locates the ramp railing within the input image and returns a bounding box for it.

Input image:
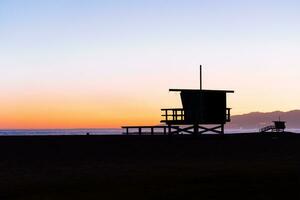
[260,125,275,133]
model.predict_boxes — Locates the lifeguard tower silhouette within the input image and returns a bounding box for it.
[260,119,286,133]
[122,66,234,135]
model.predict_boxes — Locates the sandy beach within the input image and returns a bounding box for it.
[1,133,299,200]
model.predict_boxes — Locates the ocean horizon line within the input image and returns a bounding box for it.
[0,128,299,136]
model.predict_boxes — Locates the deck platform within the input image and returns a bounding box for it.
[121,125,180,135]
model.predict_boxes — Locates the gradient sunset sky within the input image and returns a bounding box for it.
[1,0,299,129]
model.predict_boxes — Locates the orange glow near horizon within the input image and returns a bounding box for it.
[1,67,299,129]
[0,94,163,129]
[1,72,300,129]
[0,87,299,129]
[0,108,160,129]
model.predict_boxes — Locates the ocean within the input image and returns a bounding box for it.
[0,129,122,136]
[0,128,299,136]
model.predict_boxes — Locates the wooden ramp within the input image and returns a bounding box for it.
[122,126,180,135]
[260,125,285,133]
[260,126,276,133]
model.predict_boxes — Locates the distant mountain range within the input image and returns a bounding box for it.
[226,110,300,129]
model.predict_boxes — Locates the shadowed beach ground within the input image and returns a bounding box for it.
[1,133,300,199]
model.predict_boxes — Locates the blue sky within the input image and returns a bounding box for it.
[0,0,300,128]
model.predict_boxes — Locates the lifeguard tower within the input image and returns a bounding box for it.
[161,89,233,134]
[122,66,234,135]
[260,119,286,133]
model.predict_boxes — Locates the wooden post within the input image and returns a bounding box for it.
[227,108,231,121]
[193,124,199,135]
[221,124,224,135]
[165,110,168,121]
[175,127,179,135]
[126,127,129,135]
[138,127,142,135]
[163,127,166,135]
[172,110,175,121]
[151,127,154,135]
[168,125,171,135]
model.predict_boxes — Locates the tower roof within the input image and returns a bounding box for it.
[169,89,234,93]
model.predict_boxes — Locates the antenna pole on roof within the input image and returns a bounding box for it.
[200,65,202,90]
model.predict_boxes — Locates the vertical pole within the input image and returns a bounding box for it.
[200,65,202,90]
[194,124,199,135]
[227,108,231,122]
[199,65,202,135]
[173,110,175,121]
[165,110,168,121]
[221,124,224,135]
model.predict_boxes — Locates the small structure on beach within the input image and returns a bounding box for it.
[260,120,286,133]
[122,66,234,135]
[161,88,233,134]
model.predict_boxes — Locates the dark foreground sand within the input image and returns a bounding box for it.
[0,133,300,200]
